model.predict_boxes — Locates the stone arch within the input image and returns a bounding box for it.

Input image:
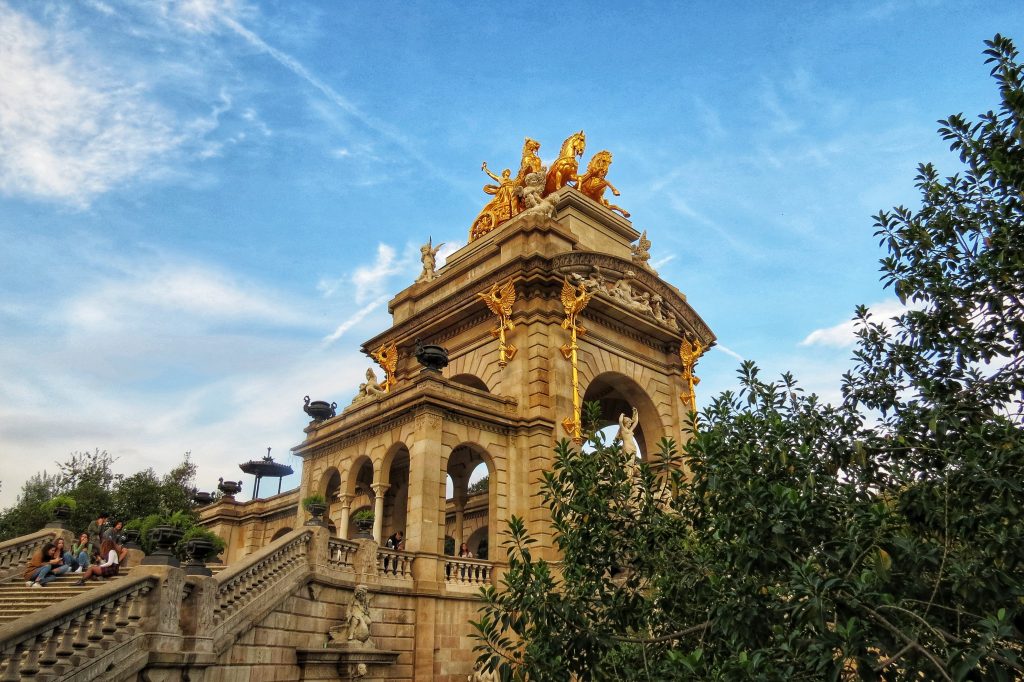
[346,456,374,498]
[467,525,489,560]
[450,373,489,392]
[318,467,342,498]
[271,527,292,541]
[380,442,410,539]
[581,371,664,458]
[446,346,503,393]
[443,442,497,562]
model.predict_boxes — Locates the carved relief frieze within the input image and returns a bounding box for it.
[552,251,714,342]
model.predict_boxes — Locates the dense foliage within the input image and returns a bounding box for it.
[473,35,1024,681]
[0,448,198,540]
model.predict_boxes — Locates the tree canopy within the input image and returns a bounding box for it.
[0,449,197,540]
[473,35,1024,681]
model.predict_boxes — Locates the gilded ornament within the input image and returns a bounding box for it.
[370,340,399,392]
[515,137,543,187]
[679,337,706,423]
[559,277,595,443]
[476,279,518,367]
[577,150,630,218]
[544,130,586,196]
[469,162,517,241]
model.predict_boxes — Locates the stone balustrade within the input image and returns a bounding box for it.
[0,530,66,583]
[0,574,156,682]
[376,548,414,580]
[212,529,312,627]
[444,557,493,586]
[326,538,359,570]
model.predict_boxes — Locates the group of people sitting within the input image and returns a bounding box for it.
[23,512,128,588]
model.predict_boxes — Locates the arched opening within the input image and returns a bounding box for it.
[345,457,374,540]
[581,372,664,460]
[444,535,455,556]
[467,526,489,560]
[451,374,489,392]
[381,443,410,543]
[445,443,494,563]
[320,468,342,534]
[271,527,292,541]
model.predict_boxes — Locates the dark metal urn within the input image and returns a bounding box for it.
[305,503,328,526]
[353,516,374,539]
[303,396,338,422]
[142,526,184,567]
[183,538,217,576]
[45,505,73,529]
[192,491,214,506]
[218,478,243,500]
[123,529,142,550]
[414,341,449,373]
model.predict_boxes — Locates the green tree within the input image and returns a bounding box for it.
[474,35,1024,681]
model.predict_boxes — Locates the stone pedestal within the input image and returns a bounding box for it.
[296,647,399,682]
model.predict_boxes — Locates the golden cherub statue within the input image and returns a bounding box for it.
[370,341,398,392]
[577,150,629,218]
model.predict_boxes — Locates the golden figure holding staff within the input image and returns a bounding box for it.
[476,279,518,367]
[560,277,595,443]
[370,340,399,393]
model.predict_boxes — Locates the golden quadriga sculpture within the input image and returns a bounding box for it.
[468,131,629,241]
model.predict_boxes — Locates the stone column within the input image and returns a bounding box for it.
[336,494,352,540]
[453,495,467,545]
[371,484,389,544]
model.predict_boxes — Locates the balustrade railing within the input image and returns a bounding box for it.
[211,529,311,628]
[0,575,155,682]
[0,531,61,583]
[326,538,359,571]
[376,548,413,580]
[444,557,492,586]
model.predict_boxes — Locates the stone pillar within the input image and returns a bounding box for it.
[453,496,466,545]
[405,408,445,559]
[371,484,389,544]
[337,494,353,539]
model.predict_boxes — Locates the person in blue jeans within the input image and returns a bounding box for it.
[24,543,70,587]
[57,535,89,573]
[69,532,93,572]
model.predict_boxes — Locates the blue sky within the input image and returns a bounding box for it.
[1,0,1021,505]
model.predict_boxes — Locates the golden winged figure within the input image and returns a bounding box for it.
[370,341,399,392]
[476,280,517,320]
[679,336,706,418]
[476,279,518,366]
[560,277,595,333]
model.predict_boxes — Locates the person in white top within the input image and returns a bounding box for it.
[74,538,120,585]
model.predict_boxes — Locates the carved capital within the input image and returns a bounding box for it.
[370,483,390,498]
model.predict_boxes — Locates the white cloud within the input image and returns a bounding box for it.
[714,344,744,362]
[322,295,390,346]
[352,243,405,304]
[0,4,183,206]
[800,299,910,348]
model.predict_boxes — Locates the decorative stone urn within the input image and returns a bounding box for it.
[305,503,328,526]
[142,526,184,567]
[304,396,338,422]
[414,340,449,373]
[183,538,217,576]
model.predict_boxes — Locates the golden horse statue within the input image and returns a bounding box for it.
[544,130,586,196]
[577,150,630,218]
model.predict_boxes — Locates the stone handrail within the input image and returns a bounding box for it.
[376,547,413,580]
[444,557,492,586]
[209,528,313,646]
[326,538,359,571]
[0,529,67,583]
[0,573,157,682]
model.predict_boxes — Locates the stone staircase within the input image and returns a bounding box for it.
[0,568,135,626]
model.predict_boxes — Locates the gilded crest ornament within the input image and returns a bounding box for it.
[370,340,399,393]
[476,279,518,367]
[679,336,706,421]
[559,277,596,443]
